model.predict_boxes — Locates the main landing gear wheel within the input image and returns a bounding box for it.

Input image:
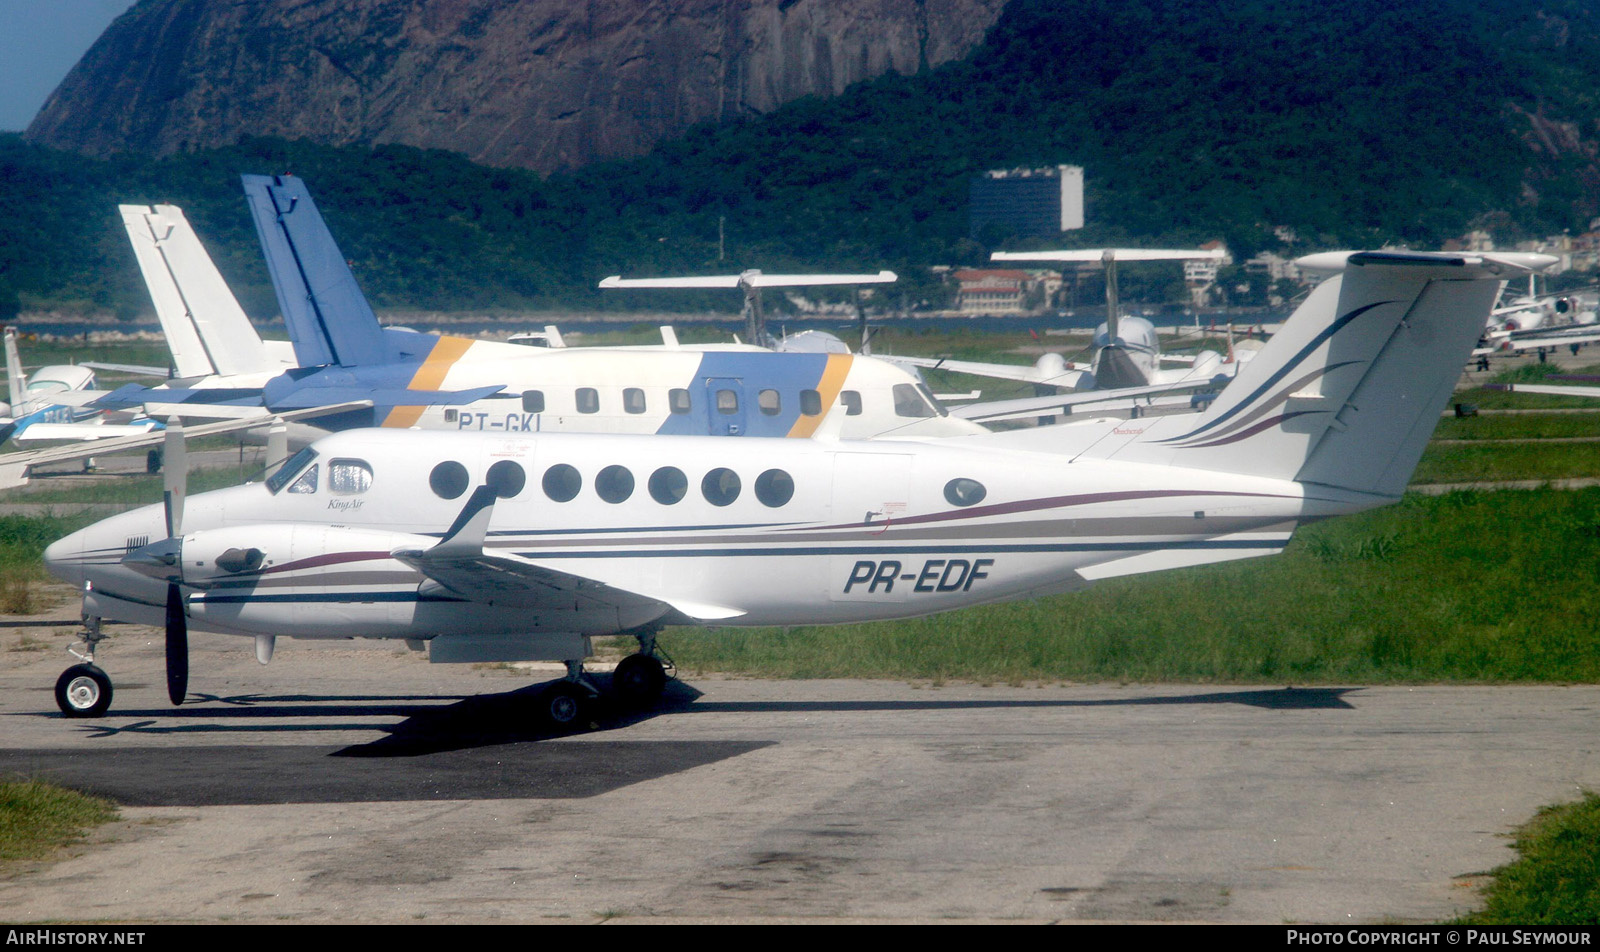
[538,682,592,730]
[613,653,667,705]
[55,664,112,718]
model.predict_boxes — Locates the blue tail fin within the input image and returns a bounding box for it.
[242,174,390,369]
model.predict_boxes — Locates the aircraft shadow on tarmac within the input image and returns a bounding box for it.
[0,685,1357,807]
[44,681,1356,755]
[677,686,1359,715]
[46,673,709,755]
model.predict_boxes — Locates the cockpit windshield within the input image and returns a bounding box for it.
[266,447,319,495]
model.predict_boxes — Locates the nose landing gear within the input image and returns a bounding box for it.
[56,616,112,718]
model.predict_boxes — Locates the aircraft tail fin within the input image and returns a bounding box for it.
[4,326,26,412]
[1082,251,1555,497]
[241,174,389,369]
[119,205,281,379]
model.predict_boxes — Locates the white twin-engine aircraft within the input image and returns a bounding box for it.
[111,197,981,443]
[42,250,1552,724]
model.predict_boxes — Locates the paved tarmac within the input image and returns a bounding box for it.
[3,355,1599,923]
[0,611,1596,924]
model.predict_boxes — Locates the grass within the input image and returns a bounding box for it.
[1457,792,1600,925]
[0,513,97,614]
[0,780,116,864]
[8,464,259,505]
[1412,441,1600,483]
[659,488,1600,684]
[1430,414,1600,441]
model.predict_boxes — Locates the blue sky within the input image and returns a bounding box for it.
[0,0,139,131]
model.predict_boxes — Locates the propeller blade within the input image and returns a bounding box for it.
[162,417,186,538]
[165,583,188,706]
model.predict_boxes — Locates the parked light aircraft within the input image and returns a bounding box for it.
[88,178,984,442]
[41,249,1552,721]
[598,268,896,350]
[0,327,157,447]
[890,249,1234,397]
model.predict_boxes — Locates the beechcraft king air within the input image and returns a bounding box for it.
[41,249,1553,721]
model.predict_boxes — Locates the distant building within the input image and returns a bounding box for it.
[969,165,1084,240]
[953,268,1041,315]
[1185,240,1232,307]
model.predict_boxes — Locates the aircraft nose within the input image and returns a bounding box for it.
[42,531,85,586]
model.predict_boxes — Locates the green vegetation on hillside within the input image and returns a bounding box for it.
[6,0,1600,322]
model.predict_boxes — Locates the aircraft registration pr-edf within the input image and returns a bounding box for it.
[42,250,1554,725]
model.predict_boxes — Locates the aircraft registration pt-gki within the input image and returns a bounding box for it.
[98,177,983,443]
[42,249,1553,724]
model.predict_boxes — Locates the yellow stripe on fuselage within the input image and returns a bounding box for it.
[381,335,477,428]
[787,354,854,438]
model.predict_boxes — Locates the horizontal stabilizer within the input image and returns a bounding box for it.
[1075,530,1292,580]
[885,354,1089,389]
[600,270,896,290]
[992,248,1227,263]
[952,379,1221,423]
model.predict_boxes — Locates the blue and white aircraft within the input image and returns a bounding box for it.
[0,327,158,448]
[92,177,985,442]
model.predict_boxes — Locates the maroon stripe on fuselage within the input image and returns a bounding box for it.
[793,489,1295,533]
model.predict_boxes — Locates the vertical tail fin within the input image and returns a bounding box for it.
[241,174,389,369]
[1082,251,1556,496]
[4,326,26,412]
[119,205,281,379]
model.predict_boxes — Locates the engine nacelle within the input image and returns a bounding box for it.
[1034,352,1068,377]
[1190,350,1223,376]
[177,523,427,589]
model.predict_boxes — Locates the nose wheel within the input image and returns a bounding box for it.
[55,664,112,718]
[56,615,113,717]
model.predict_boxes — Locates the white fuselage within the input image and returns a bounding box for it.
[45,426,1369,657]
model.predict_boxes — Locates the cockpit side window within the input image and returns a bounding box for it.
[267,447,318,495]
[288,463,319,494]
[893,383,935,418]
[328,459,374,495]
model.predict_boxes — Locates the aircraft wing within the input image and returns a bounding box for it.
[80,362,171,376]
[951,379,1223,424]
[1473,327,1600,356]
[85,383,505,413]
[10,422,161,444]
[0,401,372,482]
[1483,382,1600,399]
[884,354,1089,389]
[392,487,746,622]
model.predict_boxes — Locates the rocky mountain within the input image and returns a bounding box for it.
[25,0,1006,173]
